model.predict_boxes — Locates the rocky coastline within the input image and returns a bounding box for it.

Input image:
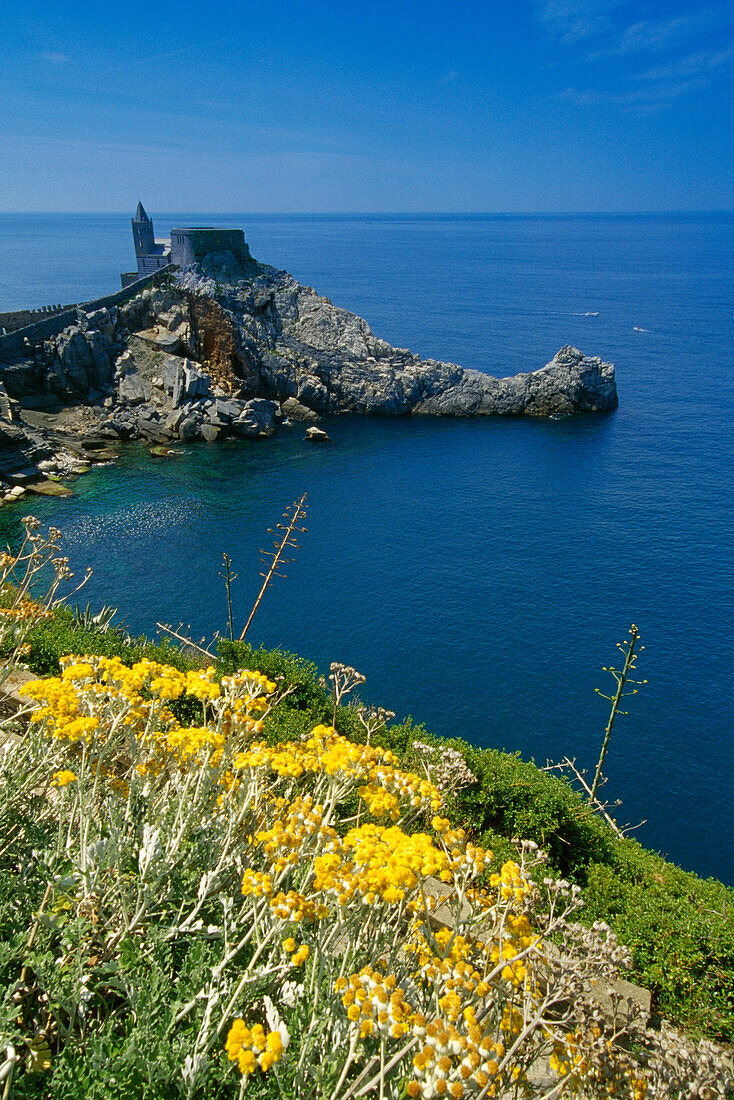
[0,258,618,492]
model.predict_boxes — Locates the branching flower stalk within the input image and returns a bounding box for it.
[221,552,237,642]
[590,624,647,803]
[239,492,308,640]
[0,516,87,693]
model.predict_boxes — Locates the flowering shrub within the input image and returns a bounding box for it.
[0,654,730,1098]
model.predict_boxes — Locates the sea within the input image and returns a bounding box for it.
[0,212,732,885]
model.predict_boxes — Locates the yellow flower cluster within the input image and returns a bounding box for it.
[164,725,225,760]
[337,966,416,1040]
[252,795,334,869]
[234,725,441,815]
[489,859,528,905]
[287,942,309,967]
[0,598,53,623]
[20,655,275,765]
[50,769,77,787]
[328,857,545,1099]
[550,1029,649,1099]
[270,888,327,923]
[406,1009,508,1099]
[311,824,450,907]
[21,656,595,1097]
[21,674,99,743]
[225,1020,284,1074]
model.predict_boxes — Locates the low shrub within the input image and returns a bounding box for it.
[0,522,732,1053]
[2,654,728,1098]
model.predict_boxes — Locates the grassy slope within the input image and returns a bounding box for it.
[9,611,734,1044]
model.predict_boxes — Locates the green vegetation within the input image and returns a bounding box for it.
[6,619,733,1046]
[0,520,731,1100]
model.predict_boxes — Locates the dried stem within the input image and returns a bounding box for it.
[238,492,308,641]
[590,624,645,803]
[221,553,236,642]
[155,622,216,660]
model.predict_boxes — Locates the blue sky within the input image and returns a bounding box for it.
[1,0,732,211]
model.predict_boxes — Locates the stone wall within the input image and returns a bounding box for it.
[0,303,72,334]
[170,228,249,270]
[0,266,176,365]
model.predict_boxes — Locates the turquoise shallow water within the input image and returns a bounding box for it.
[0,212,732,884]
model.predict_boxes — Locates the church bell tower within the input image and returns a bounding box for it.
[132,200,155,263]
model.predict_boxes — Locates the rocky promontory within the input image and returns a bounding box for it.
[0,259,617,483]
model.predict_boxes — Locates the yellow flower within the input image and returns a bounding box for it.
[291,944,310,967]
[225,1020,283,1076]
[51,770,76,787]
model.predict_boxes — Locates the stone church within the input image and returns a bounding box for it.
[121,203,249,288]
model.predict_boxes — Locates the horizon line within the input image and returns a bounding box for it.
[1,209,733,218]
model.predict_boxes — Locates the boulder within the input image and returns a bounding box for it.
[297,374,330,412]
[178,417,200,441]
[118,370,146,406]
[305,426,330,443]
[281,396,320,422]
[241,399,277,436]
[200,423,222,442]
[212,397,247,421]
[164,408,188,435]
[172,361,210,406]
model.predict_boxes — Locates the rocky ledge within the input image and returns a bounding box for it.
[0,259,617,482]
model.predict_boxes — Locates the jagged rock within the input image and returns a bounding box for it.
[80,307,117,342]
[164,408,188,434]
[305,426,330,442]
[188,295,260,396]
[200,250,244,283]
[172,361,210,406]
[115,350,135,377]
[84,330,112,387]
[281,396,320,422]
[297,375,330,412]
[0,417,51,483]
[161,356,182,394]
[208,268,617,419]
[0,259,617,473]
[212,397,247,421]
[118,370,146,406]
[239,399,277,436]
[50,329,93,393]
[231,415,260,438]
[135,326,182,353]
[99,419,132,440]
[157,305,186,333]
[80,434,113,452]
[178,417,200,441]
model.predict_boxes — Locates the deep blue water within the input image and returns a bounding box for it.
[0,212,732,885]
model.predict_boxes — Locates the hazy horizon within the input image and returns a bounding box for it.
[2,209,733,216]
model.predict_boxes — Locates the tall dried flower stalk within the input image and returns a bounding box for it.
[590,624,646,803]
[239,492,308,641]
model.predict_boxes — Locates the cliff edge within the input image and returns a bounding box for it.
[194,265,618,420]
[0,261,617,476]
